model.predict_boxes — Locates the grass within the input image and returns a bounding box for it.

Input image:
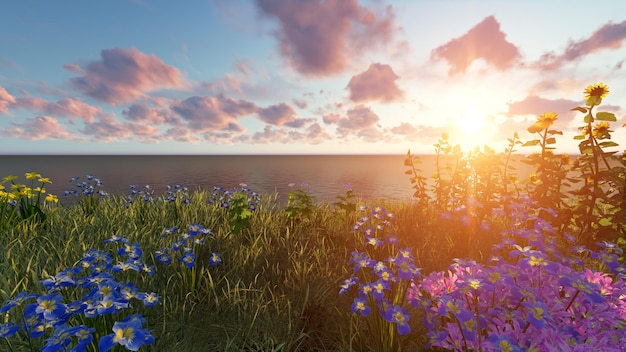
[1,187,455,351]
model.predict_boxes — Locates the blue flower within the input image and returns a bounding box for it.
[0,291,38,313]
[0,322,19,338]
[98,316,153,352]
[138,292,159,307]
[36,294,66,320]
[180,252,196,268]
[384,305,411,335]
[351,298,371,317]
[209,252,222,266]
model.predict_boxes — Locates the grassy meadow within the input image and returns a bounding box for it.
[0,83,625,351]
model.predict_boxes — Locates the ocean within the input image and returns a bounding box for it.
[0,155,424,203]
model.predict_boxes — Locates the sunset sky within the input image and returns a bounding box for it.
[1,0,625,155]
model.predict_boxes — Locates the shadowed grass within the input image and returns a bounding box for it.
[2,187,454,351]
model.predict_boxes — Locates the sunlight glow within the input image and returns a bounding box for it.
[450,108,492,150]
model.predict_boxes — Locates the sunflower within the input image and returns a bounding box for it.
[528,112,558,133]
[584,82,609,106]
[592,121,611,139]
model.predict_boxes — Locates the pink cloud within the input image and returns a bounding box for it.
[347,63,403,102]
[171,95,257,131]
[506,96,579,123]
[322,112,341,124]
[68,47,184,105]
[163,127,201,143]
[256,0,396,75]
[80,115,134,142]
[336,104,379,130]
[63,63,84,74]
[245,122,330,144]
[13,97,103,122]
[431,16,521,74]
[536,20,626,70]
[257,103,313,127]
[122,102,181,125]
[0,87,16,114]
[3,116,82,141]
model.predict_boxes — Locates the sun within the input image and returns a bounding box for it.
[450,109,491,150]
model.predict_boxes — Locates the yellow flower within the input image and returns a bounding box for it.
[528,112,557,133]
[1,175,19,184]
[584,82,609,106]
[592,121,611,138]
[45,194,58,203]
[37,177,52,184]
[34,187,46,194]
[25,172,42,180]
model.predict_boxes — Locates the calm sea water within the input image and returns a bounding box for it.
[0,155,422,203]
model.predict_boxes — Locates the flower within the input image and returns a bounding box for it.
[98,316,153,352]
[351,297,371,316]
[35,294,66,320]
[25,172,42,180]
[584,82,609,105]
[0,322,19,338]
[384,305,411,335]
[180,252,196,268]
[44,194,58,203]
[592,121,611,139]
[209,252,222,266]
[528,112,558,133]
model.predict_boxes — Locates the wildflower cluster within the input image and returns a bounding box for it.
[0,172,57,229]
[156,223,221,269]
[64,175,109,214]
[162,184,191,204]
[125,184,156,206]
[0,236,157,351]
[340,206,421,350]
[208,184,261,234]
[125,183,192,207]
[407,201,626,351]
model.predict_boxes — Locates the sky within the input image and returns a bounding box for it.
[1,0,625,155]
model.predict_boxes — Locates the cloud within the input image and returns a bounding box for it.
[506,95,578,118]
[80,115,134,142]
[3,116,82,141]
[122,102,181,125]
[336,104,379,130]
[257,103,314,127]
[0,87,16,114]
[347,63,403,102]
[256,0,396,76]
[68,47,184,105]
[171,95,257,131]
[536,20,626,70]
[244,122,330,144]
[13,97,103,122]
[431,16,521,74]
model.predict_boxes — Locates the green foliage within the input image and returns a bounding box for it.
[227,191,254,234]
[333,184,357,220]
[404,82,625,256]
[284,184,317,220]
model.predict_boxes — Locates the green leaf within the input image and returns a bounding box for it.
[599,141,619,148]
[546,137,556,144]
[583,114,593,123]
[547,130,563,135]
[522,140,540,147]
[571,106,588,113]
[573,135,585,140]
[596,112,616,121]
